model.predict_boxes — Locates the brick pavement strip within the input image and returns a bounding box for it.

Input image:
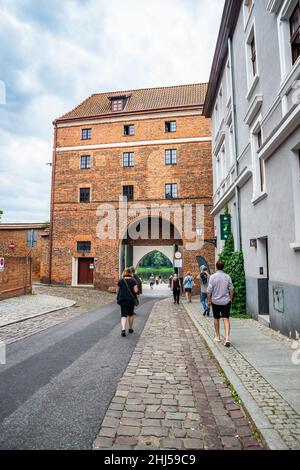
[184,300,300,450]
[93,299,262,450]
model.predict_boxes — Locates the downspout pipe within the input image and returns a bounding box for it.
[228,37,242,252]
[49,122,57,284]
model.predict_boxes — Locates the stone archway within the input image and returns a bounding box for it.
[133,246,174,268]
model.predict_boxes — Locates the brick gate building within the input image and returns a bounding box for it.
[47,84,214,291]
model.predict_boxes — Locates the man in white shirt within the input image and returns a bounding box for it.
[207,260,234,347]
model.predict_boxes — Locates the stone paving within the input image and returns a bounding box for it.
[0,294,75,327]
[93,298,262,450]
[0,285,114,344]
[184,300,300,450]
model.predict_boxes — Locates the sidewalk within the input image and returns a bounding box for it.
[0,294,75,327]
[184,299,300,450]
[93,298,262,450]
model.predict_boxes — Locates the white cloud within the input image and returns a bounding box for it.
[0,0,224,222]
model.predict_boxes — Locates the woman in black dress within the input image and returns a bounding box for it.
[171,273,182,304]
[117,268,139,337]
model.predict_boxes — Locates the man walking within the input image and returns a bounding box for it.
[207,260,233,347]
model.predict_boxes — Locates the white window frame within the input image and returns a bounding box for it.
[277,0,300,80]
[250,114,267,202]
[243,0,255,30]
[245,22,260,101]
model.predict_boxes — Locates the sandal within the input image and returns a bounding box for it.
[129,329,134,334]
[121,330,126,337]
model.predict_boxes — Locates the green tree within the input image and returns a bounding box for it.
[0,209,3,222]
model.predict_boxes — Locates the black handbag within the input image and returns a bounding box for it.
[123,279,139,307]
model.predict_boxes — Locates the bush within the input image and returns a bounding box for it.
[219,234,246,317]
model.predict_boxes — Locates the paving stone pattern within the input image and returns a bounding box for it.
[185,302,300,450]
[93,299,262,450]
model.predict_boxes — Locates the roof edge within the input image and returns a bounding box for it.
[0,223,50,230]
[203,0,242,117]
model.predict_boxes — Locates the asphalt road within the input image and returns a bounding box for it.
[0,295,163,450]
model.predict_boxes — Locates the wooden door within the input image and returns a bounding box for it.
[78,258,94,285]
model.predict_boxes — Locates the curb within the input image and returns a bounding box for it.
[182,301,288,450]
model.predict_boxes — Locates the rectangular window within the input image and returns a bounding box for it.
[290,2,300,65]
[81,128,92,140]
[80,188,90,203]
[124,124,135,136]
[112,99,125,112]
[165,149,177,165]
[80,155,91,169]
[77,241,91,253]
[123,185,134,200]
[27,230,38,248]
[123,152,135,167]
[251,36,257,76]
[165,183,178,199]
[257,130,264,192]
[165,121,177,133]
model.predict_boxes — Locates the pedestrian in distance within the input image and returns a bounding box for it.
[198,265,210,316]
[155,275,159,286]
[116,268,139,337]
[207,260,234,347]
[149,274,155,289]
[130,266,142,295]
[171,273,182,305]
[183,272,193,303]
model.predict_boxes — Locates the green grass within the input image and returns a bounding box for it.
[137,266,174,282]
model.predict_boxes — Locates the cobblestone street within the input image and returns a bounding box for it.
[93,299,262,450]
[0,285,114,344]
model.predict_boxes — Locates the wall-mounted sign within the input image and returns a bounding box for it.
[0,257,4,272]
[89,264,94,270]
[220,215,231,240]
[250,239,257,248]
[174,251,182,260]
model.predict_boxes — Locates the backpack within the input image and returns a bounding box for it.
[200,272,208,285]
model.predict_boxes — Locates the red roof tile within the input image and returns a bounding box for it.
[56,83,208,122]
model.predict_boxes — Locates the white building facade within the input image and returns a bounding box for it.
[204,0,300,338]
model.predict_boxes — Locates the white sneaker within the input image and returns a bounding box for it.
[214,337,221,343]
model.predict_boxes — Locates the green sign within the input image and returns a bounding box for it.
[220,214,231,240]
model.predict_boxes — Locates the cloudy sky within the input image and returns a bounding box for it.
[0,0,224,223]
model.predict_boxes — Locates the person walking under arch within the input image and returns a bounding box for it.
[116,268,139,337]
[171,273,182,305]
[130,266,142,295]
[183,272,193,303]
[207,260,233,347]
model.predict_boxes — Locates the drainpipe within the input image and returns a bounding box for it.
[49,122,57,284]
[228,37,242,252]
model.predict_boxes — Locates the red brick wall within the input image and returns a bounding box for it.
[0,228,48,282]
[0,256,32,300]
[50,110,214,290]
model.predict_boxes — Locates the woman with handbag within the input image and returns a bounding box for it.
[116,268,139,337]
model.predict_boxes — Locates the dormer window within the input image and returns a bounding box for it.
[110,95,129,112]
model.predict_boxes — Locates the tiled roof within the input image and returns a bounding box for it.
[56,83,208,122]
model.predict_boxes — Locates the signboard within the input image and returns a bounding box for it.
[174,251,182,260]
[0,257,4,272]
[174,259,183,268]
[220,215,231,241]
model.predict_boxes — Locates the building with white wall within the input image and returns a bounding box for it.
[204,0,300,338]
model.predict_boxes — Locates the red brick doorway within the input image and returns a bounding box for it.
[78,258,94,285]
